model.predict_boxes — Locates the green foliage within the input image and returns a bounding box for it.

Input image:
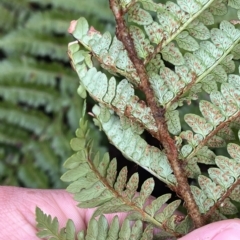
[36,206,156,240]
[0,0,112,187]
[36,207,76,240]
[31,0,240,238]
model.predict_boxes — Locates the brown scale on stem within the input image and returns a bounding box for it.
[109,0,205,229]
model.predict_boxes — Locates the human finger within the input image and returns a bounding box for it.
[179,219,240,240]
[0,187,86,239]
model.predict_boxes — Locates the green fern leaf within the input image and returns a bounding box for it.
[145,194,171,217]
[217,125,235,140]
[165,109,181,135]
[209,0,228,16]
[144,22,164,44]
[201,75,218,93]
[180,145,193,158]
[184,114,213,136]
[0,29,69,61]
[206,135,226,148]
[130,25,154,59]
[36,207,76,240]
[180,130,203,147]
[199,100,225,126]
[81,215,153,240]
[227,143,240,162]
[221,54,235,73]
[219,198,238,215]
[60,113,183,237]
[149,73,174,106]
[155,200,181,223]
[128,3,153,25]
[228,0,240,10]
[208,168,234,189]
[106,216,119,240]
[187,20,210,40]
[195,146,215,164]
[91,31,112,55]
[0,103,49,134]
[119,219,131,239]
[60,0,240,237]
[30,0,113,21]
[133,178,155,208]
[191,140,240,216]
[191,185,214,213]
[177,0,206,14]
[231,43,240,59]
[68,55,157,132]
[0,82,60,112]
[176,31,199,51]
[211,65,227,83]
[230,185,240,202]
[92,105,175,185]
[194,182,226,213]
[210,90,237,117]
[0,122,29,146]
[197,10,214,25]
[138,0,163,12]
[25,10,80,35]
[0,59,77,92]
[162,43,185,65]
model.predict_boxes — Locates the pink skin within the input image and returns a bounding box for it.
[0,187,240,240]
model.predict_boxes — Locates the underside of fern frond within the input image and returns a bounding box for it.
[36,0,240,239]
[59,109,190,239]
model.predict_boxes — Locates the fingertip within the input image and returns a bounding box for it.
[212,219,240,240]
[179,219,240,240]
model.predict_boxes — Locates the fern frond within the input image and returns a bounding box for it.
[18,158,49,188]
[36,207,76,240]
[182,66,240,160]
[0,122,29,146]
[36,207,157,240]
[0,59,77,93]
[91,104,175,185]
[167,21,240,107]
[0,102,50,134]
[30,0,113,21]
[82,216,156,240]
[0,29,69,61]
[68,18,140,84]
[21,134,72,188]
[191,137,240,221]
[0,82,60,112]
[68,40,161,135]
[67,2,240,228]
[68,13,240,140]
[60,111,193,237]
[32,0,240,237]
[25,10,81,35]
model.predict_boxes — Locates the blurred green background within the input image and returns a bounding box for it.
[1,0,238,191]
[0,0,114,188]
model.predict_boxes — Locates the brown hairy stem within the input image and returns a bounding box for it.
[109,0,205,228]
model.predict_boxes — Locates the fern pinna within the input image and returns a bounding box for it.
[36,0,240,239]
